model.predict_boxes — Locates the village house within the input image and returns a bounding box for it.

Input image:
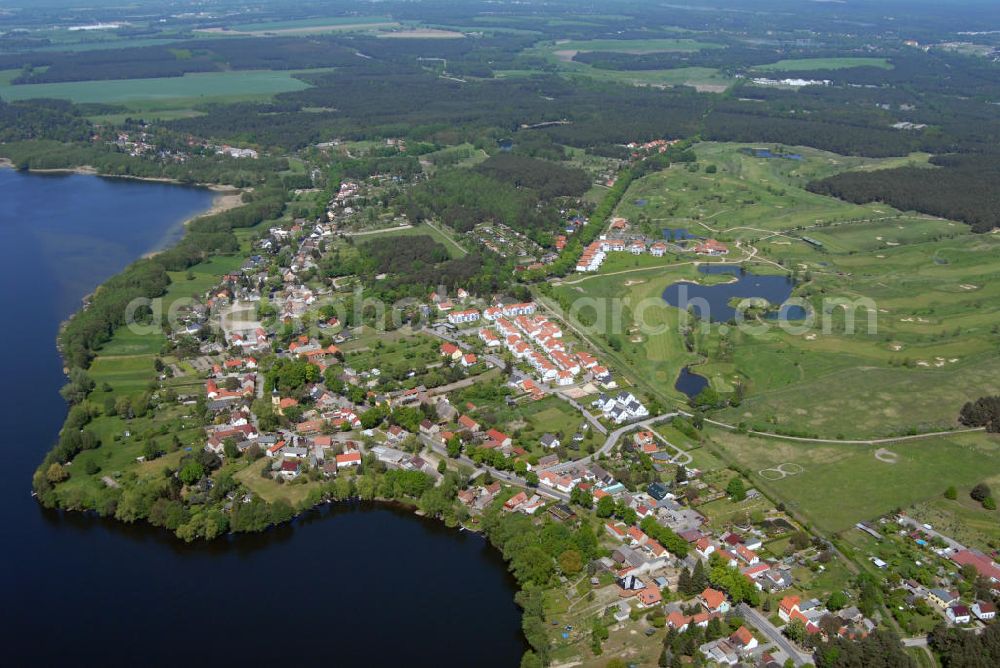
[973,600,996,621]
[729,625,758,653]
[485,428,512,448]
[947,605,972,625]
[278,460,300,480]
[699,639,739,666]
[540,433,561,449]
[779,595,801,623]
[700,588,730,614]
[539,470,574,494]
[694,239,729,256]
[336,451,362,469]
[447,309,481,325]
[667,610,691,632]
[928,588,961,609]
[636,585,662,608]
[457,415,481,432]
[439,342,462,361]
[504,491,528,512]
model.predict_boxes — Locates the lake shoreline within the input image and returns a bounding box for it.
[0,159,244,256]
[0,158,241,193]
[24,163,530,644]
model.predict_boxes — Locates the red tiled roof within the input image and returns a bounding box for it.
[701,588,726,610]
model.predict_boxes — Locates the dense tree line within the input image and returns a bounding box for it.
[405,168,554,237]
[929,623,1000,668]
[321,233,510,302]
[808,155,1000,233]
[0,99,91,143]
[959,395,1000,432]
[475,153,589,200]
[479,501,599,664]
[813,630,916,668]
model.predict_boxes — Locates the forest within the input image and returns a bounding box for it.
[808,155,1000,233]
[474,154,590,200]
[320,233,511,302]
[0,99,91,143]
[929,623,1000,668]
[403,159,582,247]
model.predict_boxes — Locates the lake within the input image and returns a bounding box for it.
[675,366,709,400]
[0,169,525,665]
[662,264,806,323]
[662,228,698,241]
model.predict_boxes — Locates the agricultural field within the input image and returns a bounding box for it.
[507,40,732,92]
[220,15,396,33]
[0,69,317,112]
[706,429,1000,535]
[571,65,734,93]
[546,38,722,54]
[752,57,894,71]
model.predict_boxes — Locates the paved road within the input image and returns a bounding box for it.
[593,412,679,461]
[418,434,570,503]
[897,514,968,553]
[556,392,608,435]
[545,412,680,474]
[738,603,812,667]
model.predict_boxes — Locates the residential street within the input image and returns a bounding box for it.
[737,603,813,667]
[418,434,571,503]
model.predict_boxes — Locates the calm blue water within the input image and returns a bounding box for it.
[745,148,804,161]
[662,264,806,323]
[0,169,524,665]
[662,228,698,241]
[675,366,709,400]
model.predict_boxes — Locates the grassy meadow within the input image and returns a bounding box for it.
[706,429,1000,534]
[502,38,733,92]
[752,57,894,71]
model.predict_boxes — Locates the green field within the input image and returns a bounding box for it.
[229,16,395,32]
[370,224,468,258]
[548,38,721,53]
[753,57,893,71]
[514,396,588,448]
[908,494,1000,552]
[0,69,315,107]
[708,429,1000,534]
[569,65,734,92]
[510,39,731,92]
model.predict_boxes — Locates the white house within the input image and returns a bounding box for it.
[973,601,996,621]
[947,605,971,624]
